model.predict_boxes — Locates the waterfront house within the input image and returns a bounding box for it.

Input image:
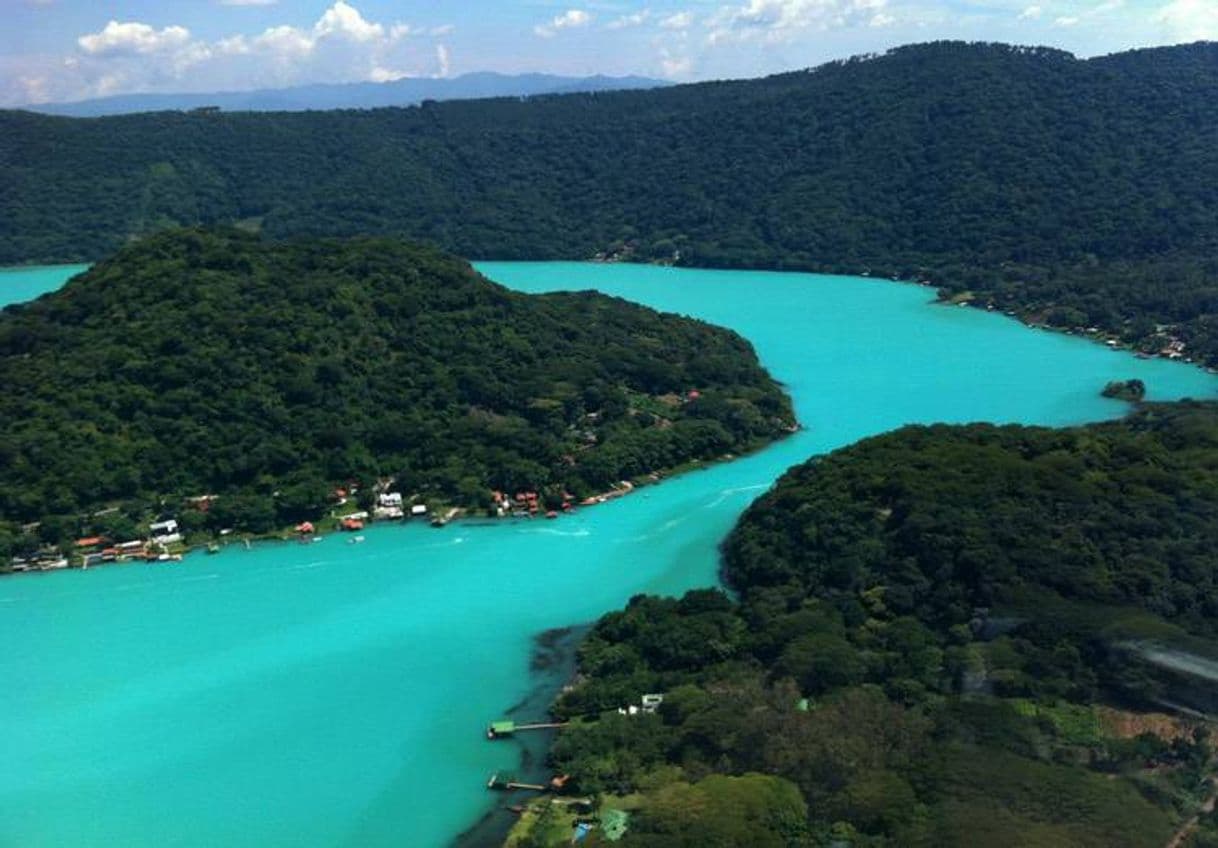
[149,519,180,544]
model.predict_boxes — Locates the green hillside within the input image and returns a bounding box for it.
[3,41,1217,362]
[0,229,792,558]
[532,403,1218,846]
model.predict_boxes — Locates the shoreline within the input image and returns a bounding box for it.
[453,624,590,848]
[3,426,800,580]
[10,257,1217,373]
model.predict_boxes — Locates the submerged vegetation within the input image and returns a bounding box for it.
[2,42,1217,363]
[1103,378,1147,401]
[0,229,792,563]
[524,403,1218,846]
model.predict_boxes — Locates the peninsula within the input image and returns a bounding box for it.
[0,229,793,569]
[521,402,1218,846]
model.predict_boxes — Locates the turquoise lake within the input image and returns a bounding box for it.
[0,263,90,303]
[1,261,1216,847]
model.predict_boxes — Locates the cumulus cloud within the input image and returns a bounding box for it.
[78,21,191,56]
[24,2,457,105]
[1054,15,1080,25]
[1018,5,1043,19]
[314,1,384,42]
[534,9,592,38]
[706,0,890,44]
[369,66,406,82]
[1154,0,1218,39]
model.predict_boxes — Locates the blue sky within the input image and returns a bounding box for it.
[2,0,1214,105]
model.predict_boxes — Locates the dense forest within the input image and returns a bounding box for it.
[0,229,792,560]
[521,403,1218,846]
[3,41,1217,363]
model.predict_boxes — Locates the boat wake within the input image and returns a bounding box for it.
[703,483,769,509]
[521,527,590,538]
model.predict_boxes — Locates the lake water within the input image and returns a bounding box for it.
[1,261,1215,847]
[0,263,90,304]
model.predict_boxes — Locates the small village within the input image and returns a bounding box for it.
[8,518,188,574]
[5,475,649,576]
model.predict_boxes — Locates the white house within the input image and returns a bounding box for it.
[150,519,182,545]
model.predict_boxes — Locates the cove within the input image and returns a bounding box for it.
[1,261,1215,848]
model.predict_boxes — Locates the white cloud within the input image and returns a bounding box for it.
[1154,0,1218,39]
[254,25,315,55]
[314,1,384,42]
[215,35,251,55]
[534,9,592,38]
[869,11,895,26]
[659,47,692,77]
[607,10,651,29]
[26,3,462,105]
[78,21,191,56]
[706,0,889,44]
[1054,15,1080,25]
[1018,5,1043,19]
[660,11,694,29]
[369,66,406,82]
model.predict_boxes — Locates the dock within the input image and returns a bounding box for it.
[487,773,547,792]
[486,719,568,739]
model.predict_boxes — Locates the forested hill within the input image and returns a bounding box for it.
[533,403,1218,846]
[0,229,792,557]
[4,41,1218,362]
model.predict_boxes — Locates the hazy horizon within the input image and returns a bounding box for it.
[2,0,1213,108]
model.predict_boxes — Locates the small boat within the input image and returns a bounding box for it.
[206,543,220,555]
[348,535,365,544]
[431,517,447,528]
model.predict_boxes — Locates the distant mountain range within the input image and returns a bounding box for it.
[30,72,668,117]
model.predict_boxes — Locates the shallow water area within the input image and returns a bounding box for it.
[1,261,1215,847]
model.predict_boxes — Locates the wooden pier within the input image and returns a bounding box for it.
[487,773,547,792]
[486,719,568,739]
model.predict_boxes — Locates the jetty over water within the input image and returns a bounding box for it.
[486,719,568,739]
[486,773,547,792]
